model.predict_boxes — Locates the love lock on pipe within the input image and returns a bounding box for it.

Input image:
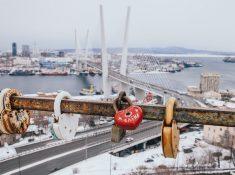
[50,91,79,140]
[161,97,180,158]
[111,91,143,143]
[0,88,30,134]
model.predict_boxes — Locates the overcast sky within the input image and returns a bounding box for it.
[0,0,235,52]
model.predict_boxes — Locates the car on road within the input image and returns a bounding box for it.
[182,146,193,153]
[125,137,134,143]
[145,158,154,163]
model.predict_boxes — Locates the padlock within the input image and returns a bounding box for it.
[111,125,126,143]
[111,92,143,143]
[52,113,78,140]
[114,105,143,130]
[0,88,30,134]
[3,88,22,111]
[9,110,30,134]
[111,92,129,143]
[161,97,180,158]
[1,110,15,134]
[0,88,11,134]
[50,117,59,140]
[51,91,79,140]
[0,88,10,111]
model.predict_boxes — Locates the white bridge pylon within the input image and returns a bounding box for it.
[100,5,131,97]
[83,29,89,70]
[74,29,89,71]
[120,6,131,76]
[100,5,111,97]
[99,5,164,102]
[74,29,80,71]
[119,6,147,100]
[120,6,131,94]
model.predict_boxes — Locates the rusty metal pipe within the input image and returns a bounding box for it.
[11,96,235,127]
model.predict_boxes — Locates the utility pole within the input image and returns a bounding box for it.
[85,134,88,160]
[110,144,112,175]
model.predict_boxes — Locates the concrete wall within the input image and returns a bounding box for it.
[200,73,220,93]
[203,125,235,149]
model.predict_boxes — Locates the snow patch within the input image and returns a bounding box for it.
[51,130,234,175]
[0,143,17,160]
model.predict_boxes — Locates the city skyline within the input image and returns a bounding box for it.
[0,0,235,52]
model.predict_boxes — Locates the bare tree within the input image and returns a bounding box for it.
[230,140,235,166]
[154,165,174,175]
[129,165,148,175]
[205,149,216,168]
[72,167,79,174]
[80,115,98,128]
[213,150,222,168]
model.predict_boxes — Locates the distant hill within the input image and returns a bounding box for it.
[59,47,235,55]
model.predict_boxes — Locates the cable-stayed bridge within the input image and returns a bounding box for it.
[75,5,198,107]
[88,61,198,107]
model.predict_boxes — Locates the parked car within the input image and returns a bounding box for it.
[125,137,134,143]
[145,158,154,163]
[182,147,193,153]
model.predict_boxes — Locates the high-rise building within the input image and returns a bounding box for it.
[22,45,30,57]
[32,42,39,57]
[199,73,220,93]
[12,42,17,56]
[58,51,65,57]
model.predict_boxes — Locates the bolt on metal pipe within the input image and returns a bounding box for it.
[11,96,235,127]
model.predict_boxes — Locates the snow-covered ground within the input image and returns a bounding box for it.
[50,130,234,175]
[0,143,17,160]
[0,132,53,161]
[12,132,52,148]
[204,99,235,109]
[5,123,91,151]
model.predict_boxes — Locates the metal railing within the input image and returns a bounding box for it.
[11,96,235,127]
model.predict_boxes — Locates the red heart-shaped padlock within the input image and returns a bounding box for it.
[114,106,143,130]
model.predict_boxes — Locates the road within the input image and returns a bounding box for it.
[15,122,113,153]
[0,121,161,175]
